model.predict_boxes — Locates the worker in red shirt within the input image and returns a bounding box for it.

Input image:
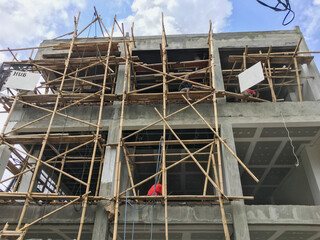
[147,184,162,196]
[244,89,256,97]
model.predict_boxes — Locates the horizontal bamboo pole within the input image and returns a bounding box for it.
[119,195,253,200]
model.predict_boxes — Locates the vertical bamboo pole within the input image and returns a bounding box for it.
[161,12,169,240]
[203,144,213,195]
[294,57,303,102]
[264,46,276,102]
[16,13,81,231]
[77,16,116,240]
[95,142,105,197]
[55,144,69,195]
[112,16,131,240]
[211,151,230,239]
[123,147,137,196]
[208,21,224,193]
[208,20,229,240]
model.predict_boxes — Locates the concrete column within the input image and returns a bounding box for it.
[17,149,40,192]
[0,104,24,181]
[221,123,250,240]
[212,34,225,92]
[92,56,126,239]
[294,26,320,101]
[0,145,11,181]
[301,137,320,204]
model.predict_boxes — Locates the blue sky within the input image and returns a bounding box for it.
[0,0,319,66]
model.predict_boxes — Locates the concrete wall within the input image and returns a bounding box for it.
[273,163,314,205]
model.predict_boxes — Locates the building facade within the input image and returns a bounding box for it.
[0,22,320,240]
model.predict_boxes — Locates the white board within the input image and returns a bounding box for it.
[4,70,40,91]
[238,62,264,93]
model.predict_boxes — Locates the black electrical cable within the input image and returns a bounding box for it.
[256,0,295,26]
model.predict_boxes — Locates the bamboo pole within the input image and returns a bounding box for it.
[123,146,137,196]
[52,31,74,40]
[77,16,116,240]
[264,46,277,102]
[208,22,224,192]
[76,17,98,37]
[55,144,69,195]
[161,12,169,240]
[112,15,129,240]
[294,57,303,102]
[94,7,105,38]
[203,144,213,195]
[212,151,230,239]
[16,13,80,231]
[95,143,105,197]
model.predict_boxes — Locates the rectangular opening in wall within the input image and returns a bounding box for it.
[122,128,216,197]
[131,49,210,94]
[2,130,107,198]
[233,125,320,205]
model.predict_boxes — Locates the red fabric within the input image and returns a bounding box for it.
[246,89,256,96]
[147,184,162,196]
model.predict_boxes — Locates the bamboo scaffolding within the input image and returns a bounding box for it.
[16,14,81,231]
[0,12,123,240]
[161,13,169,240]
[77,15,116,240]
[112,15,130,240]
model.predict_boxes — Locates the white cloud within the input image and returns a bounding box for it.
[117,0,232,36]
[297,1,320,45]
[0,0,86,59]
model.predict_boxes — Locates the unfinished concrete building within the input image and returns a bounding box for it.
[0,13,320,240]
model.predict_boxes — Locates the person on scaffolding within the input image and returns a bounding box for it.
[244,88,256,97]
[178,75,193,101]
[147,184,162,196]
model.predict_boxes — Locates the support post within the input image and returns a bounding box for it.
[221,123,250,240]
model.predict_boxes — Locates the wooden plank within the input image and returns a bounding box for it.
[124,139,216,146]
[119,195,253,200]
[228,55,313,65]
[4,135,99,144]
